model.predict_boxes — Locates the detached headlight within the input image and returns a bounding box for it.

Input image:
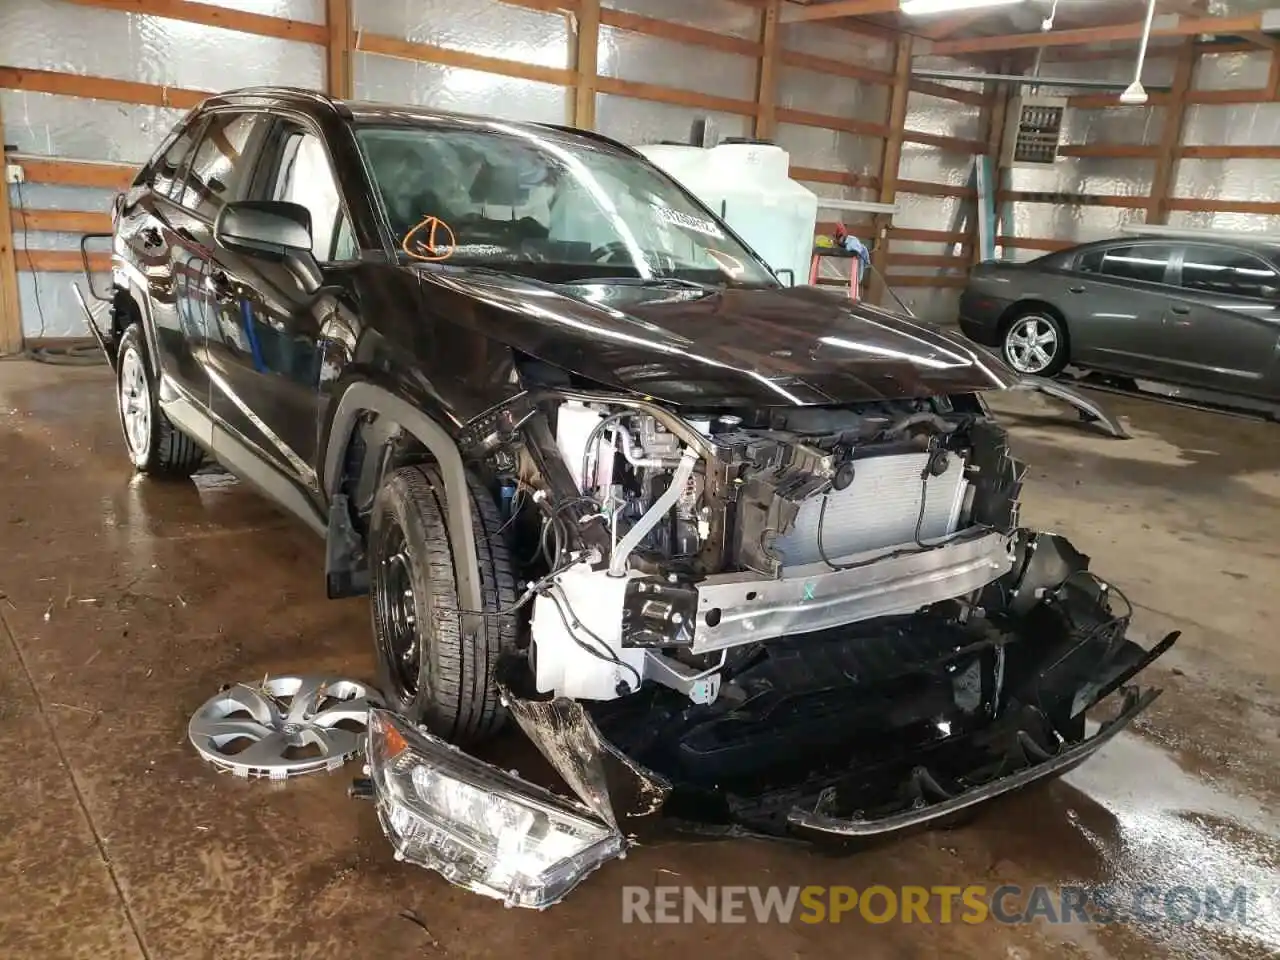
[366,709,626,908]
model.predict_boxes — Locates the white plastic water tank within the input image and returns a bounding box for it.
[636,141,818,285]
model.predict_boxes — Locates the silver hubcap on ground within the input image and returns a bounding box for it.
[188,676,383,779]
[119,346,151,458]
[1004,316,1059,374]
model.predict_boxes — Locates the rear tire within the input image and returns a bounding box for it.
[116,324,203,477]
[369,463,518,744]
[1001,309,1068,377]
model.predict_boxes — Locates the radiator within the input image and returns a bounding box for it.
[773,452,968,568]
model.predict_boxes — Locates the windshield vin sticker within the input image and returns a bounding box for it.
[651,205,725,240]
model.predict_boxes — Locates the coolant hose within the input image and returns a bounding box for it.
[605,423,680,468]
[607,447,698,577]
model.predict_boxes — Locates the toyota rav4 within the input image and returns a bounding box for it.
[89,86,1177,908]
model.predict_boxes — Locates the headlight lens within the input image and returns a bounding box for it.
[367,709,625,908]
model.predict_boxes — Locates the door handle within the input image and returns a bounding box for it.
[140,227,163,250]
[1068,285,1086,294]
[1169,303,1191,315]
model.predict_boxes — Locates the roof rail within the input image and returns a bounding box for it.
[541,123,641,155]
[217,86,351,116]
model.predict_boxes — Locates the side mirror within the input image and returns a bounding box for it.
[216,200,311,258]
[215,200,323,295]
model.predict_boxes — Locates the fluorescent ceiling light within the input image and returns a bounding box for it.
[899,0,1022,17]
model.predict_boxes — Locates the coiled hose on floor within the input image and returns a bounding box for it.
[25,342,106,366]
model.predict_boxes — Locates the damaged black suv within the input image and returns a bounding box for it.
[93,87,1175,907]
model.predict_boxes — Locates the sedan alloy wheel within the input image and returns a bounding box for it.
[1003,315,1060,375]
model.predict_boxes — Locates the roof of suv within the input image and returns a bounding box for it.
[205,85,628,150]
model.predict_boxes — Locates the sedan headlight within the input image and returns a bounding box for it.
[366,709,626,908]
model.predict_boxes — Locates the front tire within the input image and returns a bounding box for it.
[1001,310,1068,377]
[369,463,518,744]
[116,325,203,477]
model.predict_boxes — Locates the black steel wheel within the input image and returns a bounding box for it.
[374,519,422,701]
[369,463,518,744]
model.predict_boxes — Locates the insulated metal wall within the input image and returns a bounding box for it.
[354,0,569,61]
[1004,57,1166,259]
[595,97,751,146]
[605,0,760,39]
[0,0,326,338]
[600,27,756,104]
[594,0,759,146]
[1,0,323,93]
[997,49,1280,245]
[892,58,986,322]
[1176,49,1280,233]
[351,0,570,123]
[777,22,888,189]
[350,1,766,148]
[354,53,568,124]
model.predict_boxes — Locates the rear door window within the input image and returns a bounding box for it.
[179,111,271,220]
[1077,244,1176,285]
[1179,244,1280,300]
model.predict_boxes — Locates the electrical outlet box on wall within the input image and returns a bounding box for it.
[1002,95,1067,167]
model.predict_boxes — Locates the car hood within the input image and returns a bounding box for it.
[416,268,1016,406]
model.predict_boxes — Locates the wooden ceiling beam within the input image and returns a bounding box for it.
[932,12,1265,56]
[829,15,904,42]
[58,0,327,44]
[1241,32,1280,51]
[923,10,993,40]
[780,0,901,24]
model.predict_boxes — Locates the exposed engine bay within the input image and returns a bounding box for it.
[487,390,1023,708]
[364,382,1176,909]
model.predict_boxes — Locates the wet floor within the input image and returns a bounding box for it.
[0,360,1276,959]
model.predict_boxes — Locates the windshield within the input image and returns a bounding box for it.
[355,122,777,288]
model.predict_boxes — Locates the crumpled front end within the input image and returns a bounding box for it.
[582,530,1178,841]
[360,376,1175,906]
[362,530,1175,905]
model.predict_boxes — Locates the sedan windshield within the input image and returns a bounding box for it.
[355,122,777,288]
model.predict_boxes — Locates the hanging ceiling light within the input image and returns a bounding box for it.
[1120,0,1159,104]
[899,0,1022,17]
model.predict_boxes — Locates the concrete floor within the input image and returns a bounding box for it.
[0,359,1276,960]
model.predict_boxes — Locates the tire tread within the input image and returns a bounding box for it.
[372,463,517,744]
